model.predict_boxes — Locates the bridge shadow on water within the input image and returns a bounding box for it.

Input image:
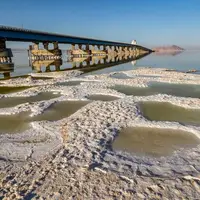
[0,52,150,80]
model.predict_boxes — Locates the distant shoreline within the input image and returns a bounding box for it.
[153,45,184,52]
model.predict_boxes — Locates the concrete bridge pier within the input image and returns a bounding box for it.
[129,47,134,55]
[45,66,51,72]
[0,40,13,64]
[86,59,91,66]
[29,41,62,61]
[53,42,59,49]
[115,46,120,55]
[43,42,49,50]
[135,47,140,55]
[72,62,76,68]
[55,65,61,71]
[106,46,111,54]
[54,59,62,71]
[2,72,11,79]
[90,45,95,51]
[85,44,90,51]
[78,44,82,50]
[118,46,125,57]
[113,46,119,57]
[71,44,89,57]
[71,44,75,50]
[97,45,102,51]
[90,45,107,56]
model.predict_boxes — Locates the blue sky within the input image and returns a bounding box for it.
[1,0,200,49]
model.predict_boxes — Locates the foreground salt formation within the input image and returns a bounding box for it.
[0,68,200,199]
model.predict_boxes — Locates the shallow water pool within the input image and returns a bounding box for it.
[139,102,200,126]
[0,92,61,108]
[87,94,119,101]
[112,82,200,98]
[113,127,200,157]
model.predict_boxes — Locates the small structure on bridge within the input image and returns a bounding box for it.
[131,40,137,45]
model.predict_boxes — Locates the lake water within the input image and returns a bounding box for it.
[1,50,200,79]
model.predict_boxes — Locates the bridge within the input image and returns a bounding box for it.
[0,25,152,64]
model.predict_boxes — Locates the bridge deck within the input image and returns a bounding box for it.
[0,26,151,51]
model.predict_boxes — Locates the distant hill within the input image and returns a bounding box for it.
[153,45,184,52]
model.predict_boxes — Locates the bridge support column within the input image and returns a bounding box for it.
[33,43,39,50]
[129,47,133,55]
[29,42,62,61]
[0,40,6,49]
[45,66,51,72]
[86,44,90,51]
[0,40,13,64]
[91,45,95,51]
[86,59,90,66]
[71,44,75,50]
[78,44,82,50]
[53,42,59,49]
[106,46,112,54]
[43,42,49,50]
[55,65,61,71]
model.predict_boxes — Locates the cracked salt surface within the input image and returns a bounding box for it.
[1,68,200,180]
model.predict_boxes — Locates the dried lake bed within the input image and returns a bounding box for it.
[1,68,200,199]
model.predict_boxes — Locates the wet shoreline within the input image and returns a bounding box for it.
[1,67,200,199]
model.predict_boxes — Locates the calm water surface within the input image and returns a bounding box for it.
[1,50,200,79]
[0,101,89,133]
[112,82,200,98]
[113,127,200,157]
[139,102,200,126]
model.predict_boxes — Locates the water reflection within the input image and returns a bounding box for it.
[0,63,14,79]
[0,50,150,79]
[31,59,63,73]
[153,51,183,56]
